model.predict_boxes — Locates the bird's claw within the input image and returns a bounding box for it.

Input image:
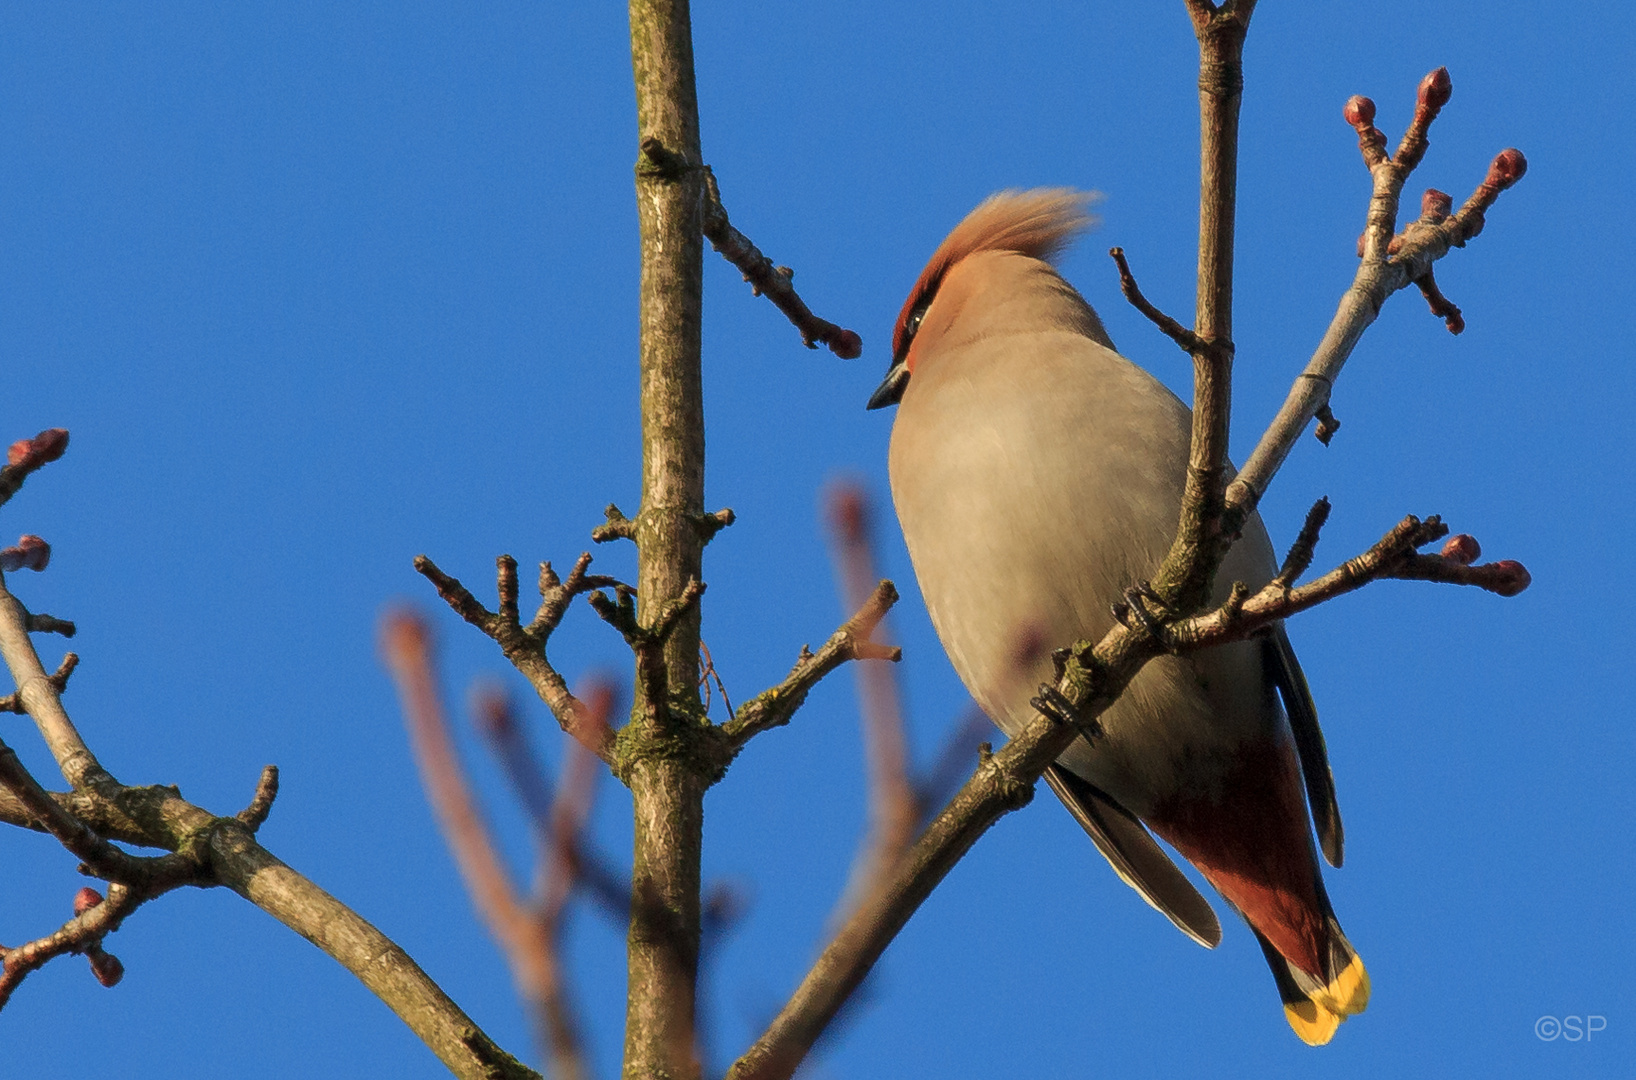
[1121,581,1173,651]
[1032,683,1102,741]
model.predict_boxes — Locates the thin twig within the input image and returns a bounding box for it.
[1172,514,1529,647]
[1148,0,1255,611]
[0,883,145,1008]
[1108,247,1206,354]
[475,688,627,922]
[700,169,862,360]
[235,765,281,833]
[0,651,76,714]
[25,613,76,637]
[1415,269,1464,334]
[0,575,107,790]
[723,579,900,750]
[415,553,620,762]
[1272,497,1332,591]
[592,503,637,544]
[383,610,539,943]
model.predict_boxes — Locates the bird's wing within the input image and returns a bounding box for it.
[1264,623,1344,867]
[1043,762,1221,947]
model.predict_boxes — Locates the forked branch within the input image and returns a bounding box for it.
[0,432,536,1080]
[416,552,624,762]
[1227,72,1526,519]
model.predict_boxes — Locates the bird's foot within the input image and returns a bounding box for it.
[1032,684,1102,741]
[1115,581,1173,651]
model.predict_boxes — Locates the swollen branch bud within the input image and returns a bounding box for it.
[74,887,106,915]
[832,328,863,360]
[6,428,70,469]
[1421,189,1454,221]
[1490,560,1532,597]
[1440,534,1481,565]
[1418,67,1452,112]
[1488,148,1528,189]
[0,535,51,572]
[1342,95,1375,128]
[86,947,124,988]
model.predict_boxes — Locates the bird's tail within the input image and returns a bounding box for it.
[1253,920,1370,1046]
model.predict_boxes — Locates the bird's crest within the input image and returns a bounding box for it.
[892,188,1098,359]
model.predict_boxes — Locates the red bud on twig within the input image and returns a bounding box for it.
[1488,148,1528,189]
[1418,67,1452,112]
[1490,560,1531,597]
[1440,534,1480,565]
[7,428,69,469]
[86,948,124,988]
[0,535,51,572]
[1342,95,1375,128]
[74,887,106,915]
[832,329,863,360]
[1421,189,1453,221]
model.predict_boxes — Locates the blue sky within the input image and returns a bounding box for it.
[2,2,1630,1077]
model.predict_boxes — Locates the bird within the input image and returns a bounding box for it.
[867,188,1368,1044]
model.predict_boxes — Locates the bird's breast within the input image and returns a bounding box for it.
[888,330,1281,815]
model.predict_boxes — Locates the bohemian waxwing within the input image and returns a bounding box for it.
[868,189,1368,1044]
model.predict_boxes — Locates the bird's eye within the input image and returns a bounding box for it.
[906,305,927,337]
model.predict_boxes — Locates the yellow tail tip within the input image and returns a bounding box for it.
[1315,953,1370,1017]
[1284,1000,1341,1046]
[1286,953,1370,1045]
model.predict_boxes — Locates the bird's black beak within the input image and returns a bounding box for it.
[866,360,909,410]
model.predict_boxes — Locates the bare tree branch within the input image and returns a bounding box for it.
[1109,246,1207,354]
[0,650,75,714]
[416,552,622,763]
[1149,0,1255,610]
[0,884,144,1008]
[700,168,862,360]
[235,765,281,833]
[0,572,110,791]
[1227,74,1526,518]
[1173,514,1530,651]
[726,699,1086,1080]
[824,485,918,918]
[0,553,534,1076]
[0,784,153,846]
[723,579,899,750]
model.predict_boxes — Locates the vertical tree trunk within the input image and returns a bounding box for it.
[625,2,707,1078]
